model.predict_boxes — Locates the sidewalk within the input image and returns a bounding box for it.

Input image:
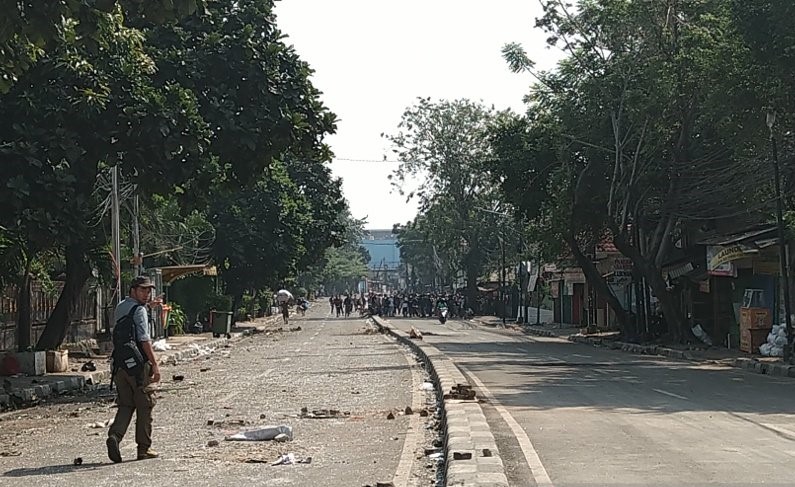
[471,315,795,379]
[0,316,282,410]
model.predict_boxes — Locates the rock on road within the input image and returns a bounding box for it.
[0,306,428,487]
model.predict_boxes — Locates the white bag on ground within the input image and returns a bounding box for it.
[691,324,713,346]
[225,424,293,441]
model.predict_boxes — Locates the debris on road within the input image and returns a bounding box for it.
[80,361,96,372]
[300,408,350,419]
[225,424,293,442]
[386,412,395,420]
[172,375,185,381]
[200,367,211,372]
[446,383,476,400]
[153,339,172,352]
[73,457,83,466]
[271,453,311,466]
[419,382,434,391]
[207,440,219,447]
[409,326,423,340]
[404,406,413,415]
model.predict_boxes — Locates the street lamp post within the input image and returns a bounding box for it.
[768,110,793,363]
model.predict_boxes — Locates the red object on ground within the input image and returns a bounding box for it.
[1,354,21,376]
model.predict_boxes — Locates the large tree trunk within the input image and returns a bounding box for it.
[16,269,32,352]
[613,233,687,342]
[35,245,92,351]
[563,231,630,333]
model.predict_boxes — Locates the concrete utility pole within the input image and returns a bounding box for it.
[768,110,793,363]
[111,166,121,302]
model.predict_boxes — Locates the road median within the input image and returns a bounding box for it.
[372,315,509,487]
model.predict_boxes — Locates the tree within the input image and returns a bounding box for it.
[0,11,211,350]
[498,0,794,340]
[0,1,200,93]
[210,163,310,316]
[387,98,505,299]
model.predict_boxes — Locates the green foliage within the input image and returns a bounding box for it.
[167,302,187,335]
[387,98,509,293]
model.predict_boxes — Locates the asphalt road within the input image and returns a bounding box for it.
[1,307,434,487]
[388,316,795,487]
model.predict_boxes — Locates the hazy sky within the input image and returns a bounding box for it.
[276,1,560,229]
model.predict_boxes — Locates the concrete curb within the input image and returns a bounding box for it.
[0,322,272,410]
[557,332,795,379]
[372,316,509,487]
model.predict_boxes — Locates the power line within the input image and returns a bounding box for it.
[334,157,404,164]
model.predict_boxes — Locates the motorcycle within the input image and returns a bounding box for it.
[438,306,448,324]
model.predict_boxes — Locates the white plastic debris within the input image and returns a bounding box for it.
[419,382,435,391]
[271,453,296,466]
[691,324,713,346]
[760,324,788,357]
[225,424,293,442]
[153,339,171,352]
[428,452,444,460]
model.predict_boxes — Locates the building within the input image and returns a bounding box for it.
[360,229,403,292]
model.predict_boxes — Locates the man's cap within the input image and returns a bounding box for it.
[131,276,156,289]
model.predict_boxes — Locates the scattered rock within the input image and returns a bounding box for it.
[81,361,96,372]
[207,440,219,447]
[404,406,413,415]
[424,447,441,455]
[73,457,83,466]
[452,452,472,460]
[482,448,492,457]
[259,413,267,419]
[386,412,395,420]
[419,409,429,417]
[409,326,423,340]
[172,375,185,381]
[206,419,214,426]
[200,368,211,372]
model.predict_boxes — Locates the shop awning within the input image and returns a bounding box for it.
[157,264,217,285]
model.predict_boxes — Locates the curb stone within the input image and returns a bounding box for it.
[557,332,795,379]
[0,322,273,410]
[372,316,509,487]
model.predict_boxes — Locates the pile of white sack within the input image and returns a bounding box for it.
[759,324,788,357]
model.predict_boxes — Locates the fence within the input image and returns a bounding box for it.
[0,281,99,351]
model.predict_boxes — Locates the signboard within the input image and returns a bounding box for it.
[609,258,633,286]
[707,246,739,277]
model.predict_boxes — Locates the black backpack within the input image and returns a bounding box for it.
[112,304,148,378]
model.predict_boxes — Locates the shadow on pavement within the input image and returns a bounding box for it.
[4,462,111,477]
[425,337,795,416]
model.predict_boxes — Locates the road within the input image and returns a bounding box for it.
[388,316,795,487]
[1,307,437,487]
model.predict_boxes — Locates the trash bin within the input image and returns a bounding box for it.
[211,311,233,338]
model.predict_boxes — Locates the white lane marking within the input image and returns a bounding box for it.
[652,388,688,400]
[462,366,554,487]
[571,354,592,358]
[294,347,301,353]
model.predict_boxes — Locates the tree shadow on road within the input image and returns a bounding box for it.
[427,337,795,416]
[4,462,112,477]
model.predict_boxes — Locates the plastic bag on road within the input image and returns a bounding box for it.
[153,339,171,352]
[225,424,293,442]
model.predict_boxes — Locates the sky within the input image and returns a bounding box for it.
[276,0,561,230]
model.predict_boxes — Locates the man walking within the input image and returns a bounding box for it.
[107,276,161,463]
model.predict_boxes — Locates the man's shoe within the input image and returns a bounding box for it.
[106,436,122,463]
[137,449,160,460]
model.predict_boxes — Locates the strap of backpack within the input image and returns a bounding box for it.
[128,304,142,341]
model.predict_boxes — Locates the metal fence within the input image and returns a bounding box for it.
[0,281,98,351]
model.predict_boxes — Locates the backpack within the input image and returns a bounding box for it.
[111,304,148,379]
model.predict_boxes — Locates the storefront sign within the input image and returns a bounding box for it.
[707,246,741,277]
[609,258,633,286]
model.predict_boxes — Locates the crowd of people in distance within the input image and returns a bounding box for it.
[326,292,473,320]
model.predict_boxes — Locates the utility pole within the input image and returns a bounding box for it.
[536,264,542,325]
[111,166,122,302]
[768,110,793,363]
[500,221,506,326]
[132,194,142,276]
